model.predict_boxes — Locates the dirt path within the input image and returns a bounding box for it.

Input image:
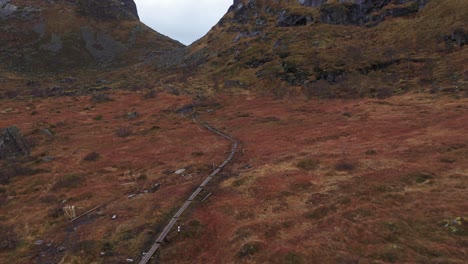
[138,118,239,264]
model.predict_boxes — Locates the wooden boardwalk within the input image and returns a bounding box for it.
[138,119,238,264]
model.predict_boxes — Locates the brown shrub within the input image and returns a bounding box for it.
[334,160,355,171]
[237,242,262,258]
[90,93,112,103]
[0,160,37,184]
[297,158,320,171]
[376,87,393,99]
[0,225,19,251]
[51,174,84,191]
[284,252,304,264]
[143,89,157,99]
[83,151,100,161]
[115,127,132,138]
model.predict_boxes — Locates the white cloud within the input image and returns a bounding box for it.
[134,0,233,45]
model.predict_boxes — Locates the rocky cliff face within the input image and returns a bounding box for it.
[0,0,183,74]
[184,0,466,97]
[76,0,139,20]
[0,0,140,20]
[228,0,431,27]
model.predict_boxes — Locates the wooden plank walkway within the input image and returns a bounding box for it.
[138,119,238,264]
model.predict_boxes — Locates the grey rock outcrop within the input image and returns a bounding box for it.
[0,127,30,159]
[277,11,313,27]
[0,0,17,18]
[448,29,467,47]
[80,26,127,64]
[229,0,431,27]
[77,0,139,20]
[298,0,327,7]
[319,0,431,26]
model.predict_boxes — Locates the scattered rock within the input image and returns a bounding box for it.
[443,217,467,235]
[42,156,55,162]
[59,77,76,83]
[41,128,54,137]
[224,80,242,88]
[177,105,194,116]
[174,169,186,175]
[148,183,161,193]
[126,111,139,120]
[96,79,108,85]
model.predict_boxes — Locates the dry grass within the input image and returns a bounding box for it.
[0,91,463,263]
[0,91,229,263]
[157,92,468,263]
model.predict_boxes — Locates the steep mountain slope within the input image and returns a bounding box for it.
[184,0,467,97]
[0,0,183,74]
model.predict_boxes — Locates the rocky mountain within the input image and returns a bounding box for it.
[1,0,465,98]
[184,0,467,97]
[0,0,183,74]
[0,1,467,264]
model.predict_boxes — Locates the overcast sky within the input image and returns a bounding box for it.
[134,0,233,45]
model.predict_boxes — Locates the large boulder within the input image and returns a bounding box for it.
[0,127,30,159]
[448,29,467,47]
[0,0,17,18]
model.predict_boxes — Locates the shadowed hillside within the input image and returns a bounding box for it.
[0,0,183,73]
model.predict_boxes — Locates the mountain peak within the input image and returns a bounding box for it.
[0,0,182,73]
[76,0,140,20]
